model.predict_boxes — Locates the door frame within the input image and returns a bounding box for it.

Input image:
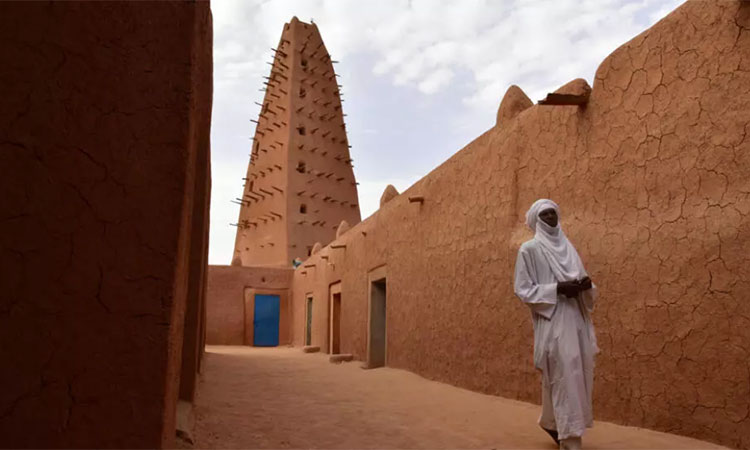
[366,265,387,368]
[328,282,342,354]
[304,292,313,346]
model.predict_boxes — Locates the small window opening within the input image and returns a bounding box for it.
[307,246,312,256]
[300,204,307,214]
[249,181,254,191]
[301,59,308,67]
[299,87,306,98]
[297,126,306,136]
[296,161,306,173]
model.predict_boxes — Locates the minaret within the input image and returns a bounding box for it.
[232,17,361,267]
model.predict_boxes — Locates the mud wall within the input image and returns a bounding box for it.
[179,13,214,404]
[0,2,212,448]
[206,265,293,345]
[290,2,750,448]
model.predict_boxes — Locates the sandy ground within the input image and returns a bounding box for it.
[189,346,724,449]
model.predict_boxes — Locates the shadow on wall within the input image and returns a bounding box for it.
[0,2,213,448]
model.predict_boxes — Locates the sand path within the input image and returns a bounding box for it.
[190,346,723,449]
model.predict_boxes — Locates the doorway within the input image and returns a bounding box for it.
[368,275,387,368]
[253,294,280,346]
[305,296,313,346]
[330,291,341,354]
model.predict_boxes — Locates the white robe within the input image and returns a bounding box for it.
[514,239,599,440]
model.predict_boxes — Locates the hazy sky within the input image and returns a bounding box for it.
[209,0,683,264]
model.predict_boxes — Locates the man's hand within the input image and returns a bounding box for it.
[578,276,593,291]
[557,280,581,298]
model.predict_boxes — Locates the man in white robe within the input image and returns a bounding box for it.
[514,199,599,450]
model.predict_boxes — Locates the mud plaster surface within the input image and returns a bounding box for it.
[289,2,750,448]
[0,2,212,447]
[189,346,724,449]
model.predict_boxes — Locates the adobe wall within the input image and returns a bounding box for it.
[0,2,212,448]
[290,1,750,448]
[180,16,214,404]
[206,265,293,345]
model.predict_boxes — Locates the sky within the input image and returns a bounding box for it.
[209,0,683,265]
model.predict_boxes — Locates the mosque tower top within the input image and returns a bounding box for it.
[232,17,361,267]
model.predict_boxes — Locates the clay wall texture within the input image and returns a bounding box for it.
[206,265,293,345]
[233,18,360,267]
[0,2,212,448]
[290,2,750,448]
[179,16,214,404]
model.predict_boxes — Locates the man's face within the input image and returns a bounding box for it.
[539,208,558,228]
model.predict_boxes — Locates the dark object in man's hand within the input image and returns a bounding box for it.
[557,280,580,298]
[578,276,593,291]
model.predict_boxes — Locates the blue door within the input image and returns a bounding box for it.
[253,294,280,346]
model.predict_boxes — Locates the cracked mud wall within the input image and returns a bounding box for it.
[0,2,213,448]
[290,1,750,448]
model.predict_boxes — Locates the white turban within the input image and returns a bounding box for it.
[525,199,586,281]
[525,198,559,231]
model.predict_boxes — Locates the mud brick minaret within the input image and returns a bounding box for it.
[232,17,361,267]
